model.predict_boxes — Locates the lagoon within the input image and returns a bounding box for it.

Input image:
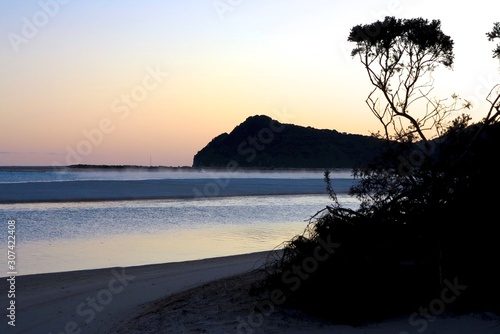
[0,168,358,275]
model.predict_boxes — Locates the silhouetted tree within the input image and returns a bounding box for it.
[264,19,500,325]
[487,22,500,60]
[461,22,500,157]
[485,22,500,124]
[348,17,470,142]
[346,17,472,222]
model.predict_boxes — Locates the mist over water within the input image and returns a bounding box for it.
[0,167,353,183]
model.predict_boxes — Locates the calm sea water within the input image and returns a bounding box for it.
[0,168,358,275]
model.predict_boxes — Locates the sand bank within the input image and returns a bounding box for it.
[0,178,355,203]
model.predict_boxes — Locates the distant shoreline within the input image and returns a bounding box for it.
[0,165,352,172]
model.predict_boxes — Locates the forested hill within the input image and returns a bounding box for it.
[192,115,386,168]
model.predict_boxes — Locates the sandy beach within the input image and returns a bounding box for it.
[2,249,499,334]
[0,251,274,334]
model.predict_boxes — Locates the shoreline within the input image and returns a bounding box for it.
[0,250,277,334]
[0,250,275,280]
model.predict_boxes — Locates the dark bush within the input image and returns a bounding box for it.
[264,121,500,325]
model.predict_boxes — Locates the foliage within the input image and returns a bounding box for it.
[264,18,500,325]
[483,22,500,128]
[487,22,500,60]
[348,16,471,142]
[192,115,385,168]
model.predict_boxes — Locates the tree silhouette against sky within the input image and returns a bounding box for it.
[347,16,470,143]
[485,22,500,124]
[266,18,500,324]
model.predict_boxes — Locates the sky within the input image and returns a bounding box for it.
[0,0,499,167]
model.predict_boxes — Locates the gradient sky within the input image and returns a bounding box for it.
[1,0,498,166]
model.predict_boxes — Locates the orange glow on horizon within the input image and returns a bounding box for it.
[1,0,498,166]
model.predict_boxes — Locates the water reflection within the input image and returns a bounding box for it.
[1,194,360,275]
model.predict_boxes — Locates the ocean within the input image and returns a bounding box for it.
[0,168,359,276]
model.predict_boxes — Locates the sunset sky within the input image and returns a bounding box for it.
[1,0,498,166]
